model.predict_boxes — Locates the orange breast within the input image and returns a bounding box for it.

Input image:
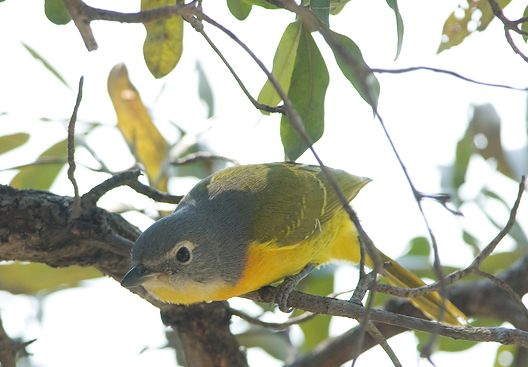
[231,210,360,296]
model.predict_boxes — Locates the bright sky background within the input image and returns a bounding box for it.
[1,0,528,366]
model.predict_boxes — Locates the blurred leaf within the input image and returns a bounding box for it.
[0,132,29,155]
[171,142,226,179]
[107,63,168,190]
[494,344,517,367]
[470,104,516,180]
[462,230,480,256]
[142,0,183,78]
[481,250,525,274]
[522,6,528,42]
[330,0,351,15]
[0,263,101,295]
[22,43,71,89]
[330,31,380,110]
[438,0,511,53]
[481,188,528,246]
[280,24,329,161]
[236,328,291,361]
[452,128,474,190]
[258,21,302,112]
[297,268,334,351]
[196,62,215,118]
[310,0,330,26]
[404,236,430,257]
[415,317,497,352]
[10,139,67,190]
[44,0,71,25]
[385,0,404,59]
[227,0,252,20]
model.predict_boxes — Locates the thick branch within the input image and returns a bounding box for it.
[0,185,247,367]
[245,287,528,348]
[289,254,528,367]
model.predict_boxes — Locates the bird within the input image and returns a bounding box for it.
[121,162,465,325]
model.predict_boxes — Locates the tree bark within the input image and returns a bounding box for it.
[0,185,248,367]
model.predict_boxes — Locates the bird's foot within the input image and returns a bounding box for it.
[274,264,315,313]
[350,270,377,305]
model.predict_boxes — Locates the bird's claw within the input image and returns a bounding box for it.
[274,278,296,313]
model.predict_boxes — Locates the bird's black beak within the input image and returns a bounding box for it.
[121,264,155,288]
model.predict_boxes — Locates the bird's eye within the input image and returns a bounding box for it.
[176,246,192,264]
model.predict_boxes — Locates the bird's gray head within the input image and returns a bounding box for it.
[120,186,250,304]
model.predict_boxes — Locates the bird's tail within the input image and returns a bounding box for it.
[377,252,466,326]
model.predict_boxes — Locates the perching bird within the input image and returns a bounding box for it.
[121,162,465,325]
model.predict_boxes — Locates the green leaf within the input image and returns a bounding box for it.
[44,0,71,25]
[244,0,278,9]
[196,62,215,118]
[385,0,404,59]
[227,0,252,20]
[22,43,71,89]
[494,344,516,367]
[280,25,329,161]
[330,31,380,110]
[405,237,430,257]
[0,263,101,295]
[462,230,480,256]
[481,250,525,274]
[297,268,334,351]
[258,22,302,112]
[0,132,29,155]
[142,0,184,78]
[478,0,512,31]
[310,0,330,26]
[452,129,474,190]
[438,0,511,53]
[330,0,351,15]
[522,6,528,42]
[236,328,291,361]
[10,139,68,190]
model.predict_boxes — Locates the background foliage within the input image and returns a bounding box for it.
[1,0,528,366]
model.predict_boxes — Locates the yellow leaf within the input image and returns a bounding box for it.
[107,63,168,190]
[0,263,101,295]
[142,0,184,78]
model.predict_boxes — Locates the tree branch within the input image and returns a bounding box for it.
[288,252,528,367]
[245,286,528,348]
[0,185,247,367]
[0,315,34,367]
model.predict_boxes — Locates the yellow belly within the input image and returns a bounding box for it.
[230,211,361,297]
[143,211,361,304]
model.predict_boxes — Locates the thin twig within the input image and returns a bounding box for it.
[187,19,284,114]
[82,169,183,207]
[375,176,526,298]
[76,136,113,173]
[487,0,528,63]
[245,287,528,348]
[82,169,142,206]
[371,66,528,91]
[128,180,183,204]
[229,307,317,330]
[363,322,402,367]
[67,76,84,218]
[474,269,528,320]
[63,0,197,51]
